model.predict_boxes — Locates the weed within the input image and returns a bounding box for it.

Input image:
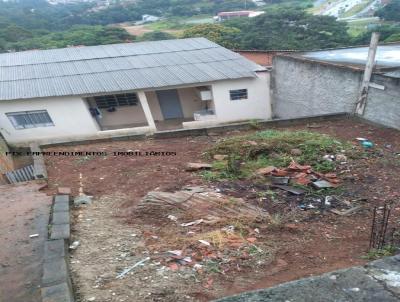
[204,260,221,273]
[249,119,262,130]
[362,245,397,260]
[205,129,351,181]
[267,213,286,230]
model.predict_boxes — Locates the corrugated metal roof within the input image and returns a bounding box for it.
[384,69,400,79]
[0,38,264,101]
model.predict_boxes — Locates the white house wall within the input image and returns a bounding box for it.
[0,96,100,146]
[211,72,271,122]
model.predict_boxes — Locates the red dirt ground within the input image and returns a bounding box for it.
[44,119,400,301]
[0,181,52,302]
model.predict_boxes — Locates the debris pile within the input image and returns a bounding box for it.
[132,187,272,275]
[257,161,341,189]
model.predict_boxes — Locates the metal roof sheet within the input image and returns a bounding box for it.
[0,38,264,101]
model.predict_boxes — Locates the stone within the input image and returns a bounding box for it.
[290,148,302,156]
[185,163,212,172]
[42,258,68,286]
[57,187,71,195]
[44,239,66,262]
[41,283,73,302]
[52,211,70,225]
[336,154,348,162]
[73,195,93,206]
[50,224,70,240]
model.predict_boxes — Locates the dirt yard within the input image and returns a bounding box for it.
[44,119,400,302]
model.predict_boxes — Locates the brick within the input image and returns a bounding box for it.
[41,283,73,302]
[44,239,66,262]
[52,211,70,225]
[50,224,70,240]
[57,187,71,195]
[42,258,68,286]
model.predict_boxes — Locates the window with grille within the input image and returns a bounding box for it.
[229,89,248,101]
[94,93,139,109]
[6,110,54,130]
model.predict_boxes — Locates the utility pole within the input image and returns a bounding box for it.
[245,0,248,9]
[354,32,380,115]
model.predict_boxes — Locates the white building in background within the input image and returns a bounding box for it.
[214,10,265,22]
[0,38,271,146]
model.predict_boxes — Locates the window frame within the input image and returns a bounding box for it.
[6,110,54,130]
[229,89,248,101]
[94,93,139,109]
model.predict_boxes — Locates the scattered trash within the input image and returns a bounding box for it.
[167,215,178,222]
[88,297,96,302]
[330,206,362,216]
[323,155,335,162]
[272,185,306,195]
[198,240,211,246]
[29,234,39,238]
[356,138,374,148]
[312,180,334,189]
[69,241,80,250]
[185,163,212,172]
[116,257,151,279]
[167,250,182,256]
[271,176,290,185]
[181,219,204,227]
[361,140,374,148]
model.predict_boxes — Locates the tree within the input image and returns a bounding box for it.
[139,31,176,41]
[375,0,400,21]
[353,24,400,44]
[224,7,351,50]
[182,24,241,49]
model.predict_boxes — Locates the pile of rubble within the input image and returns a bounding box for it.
[132,187,271,275]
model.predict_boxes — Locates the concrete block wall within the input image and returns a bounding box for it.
[364,74,400,130]
[271,56,400,130]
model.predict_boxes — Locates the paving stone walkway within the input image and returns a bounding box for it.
[216,255,400,302]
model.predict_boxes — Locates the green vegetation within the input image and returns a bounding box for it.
[182,24,241,48]
[139,31,176,41]
[181,7,353,50]
[3,25,133,52]
[203,130,350,181]
[363,245,397,260]
[375,0,400,21]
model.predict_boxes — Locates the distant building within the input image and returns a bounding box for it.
[142,14,160,23]
[214,11,265,22]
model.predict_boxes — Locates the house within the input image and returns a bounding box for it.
[142,14,160,23]
[214,11,265,22]
[0,38,271,146]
